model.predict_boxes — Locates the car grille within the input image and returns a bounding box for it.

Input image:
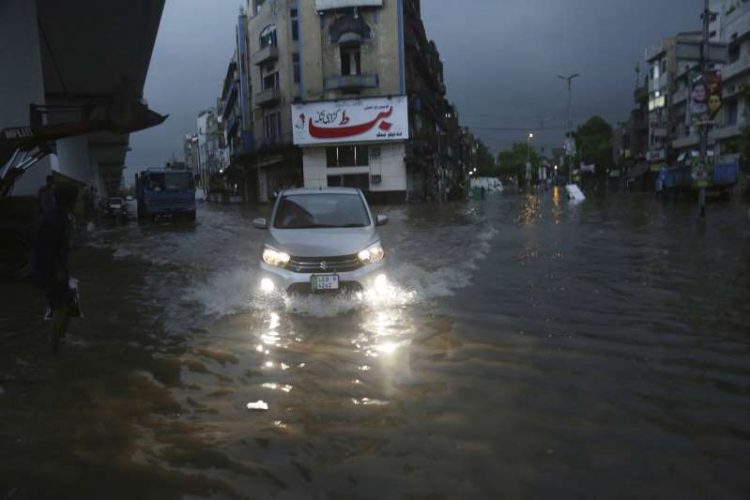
[286,253,363,273]
[287,282,364,295]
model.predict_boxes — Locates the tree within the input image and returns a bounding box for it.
[497,143,542,184]
[574,116,614,179]
[475,140,497,176]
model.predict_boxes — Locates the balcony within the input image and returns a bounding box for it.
[254,87,282,107]
[672,88,688,105]
[721,55,750,81]
[712,123,743,141]
[672,134,699,149]
[256,131,293,150]
[252,45,278,66]
[723,4,750,39]
[315,0,383,11]
[324,74,379,92]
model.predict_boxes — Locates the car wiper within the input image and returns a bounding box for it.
[337,224,368,228]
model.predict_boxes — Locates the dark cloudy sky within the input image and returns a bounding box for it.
[126,0,705,172]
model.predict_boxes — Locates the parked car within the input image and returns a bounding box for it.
[100,197,128,220]
[253,188,389,295]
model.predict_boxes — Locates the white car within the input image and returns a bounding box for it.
[254,188,388,295]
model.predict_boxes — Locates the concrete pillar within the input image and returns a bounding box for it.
[56,135,93,183]
[0,0,53,196]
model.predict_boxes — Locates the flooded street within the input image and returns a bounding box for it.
[2,190,750,499]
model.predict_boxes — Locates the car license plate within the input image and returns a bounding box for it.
[311,274,339,291]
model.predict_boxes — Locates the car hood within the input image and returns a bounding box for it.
[268,227,378,257]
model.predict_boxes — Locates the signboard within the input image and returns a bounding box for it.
[292,96,409,146]
[689,71,722,125]
[675,42,729,64]
[315,0,383,10]
[691,155,715,188]
[564,138,576,157]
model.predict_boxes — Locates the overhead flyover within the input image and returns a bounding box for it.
[0,0,167,197]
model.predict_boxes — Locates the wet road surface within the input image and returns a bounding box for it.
[1,189,749,499]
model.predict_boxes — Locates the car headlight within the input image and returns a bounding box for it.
[262,247,290,267]
[358,242,385,264]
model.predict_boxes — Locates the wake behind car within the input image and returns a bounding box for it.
[254,188,388,295]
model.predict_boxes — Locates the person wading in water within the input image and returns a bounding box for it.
[29,184,81,353]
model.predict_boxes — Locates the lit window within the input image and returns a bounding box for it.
[260,25,277,48]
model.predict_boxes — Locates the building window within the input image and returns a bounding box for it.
[290,9,299,41]
[726,100,738,126]
[260,25,277,48]
[292,53,301,83]
[262,67,279,91]
[264,111,281,141]
[340,45,362,76]
[729,43,740,63]
[326,145,369,167]
[328,174,370,191]
[660,59,667,74]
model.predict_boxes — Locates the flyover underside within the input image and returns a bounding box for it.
[0,0,165,197]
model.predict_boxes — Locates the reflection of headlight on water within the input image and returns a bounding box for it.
[373,274,389,293]
[260,278,276,294]
[357,274,417,308]
[376,341,399,355]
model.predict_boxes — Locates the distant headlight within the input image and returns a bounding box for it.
[358,242,385,264]
[262,247,290,267]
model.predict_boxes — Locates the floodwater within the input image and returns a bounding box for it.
[1,189,749,499]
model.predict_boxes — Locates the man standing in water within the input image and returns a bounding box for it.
[29,184,80,353]
[37,175,58,215]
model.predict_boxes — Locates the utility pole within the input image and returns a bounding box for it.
[527,132,534,190]
[698,0,710,218]
[559,73,580,185]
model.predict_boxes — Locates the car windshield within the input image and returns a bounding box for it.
[273,194,371,229]
[145,173,194,193]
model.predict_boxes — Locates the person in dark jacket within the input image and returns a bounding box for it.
[37,175,58,215]
[29,184,79,353]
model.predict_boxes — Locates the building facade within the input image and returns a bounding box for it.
[240,0,466,203]
[216,7,257,201]
[195,109,226,193]
[632,0,750,187]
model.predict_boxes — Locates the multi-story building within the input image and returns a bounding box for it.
[707,0,750,155]
[217,7,256,200]
[640,1,750,171]
[644,33,705,171]
[184,133,200,178]
[195,109,226,192]
[243,0,465,203]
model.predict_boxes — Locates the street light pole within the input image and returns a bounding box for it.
[558,73,580,185]
[698,0,710,218]
[527,132,534,190]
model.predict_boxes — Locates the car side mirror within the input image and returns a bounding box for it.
[376,214,389,227]
[253,217,268,230]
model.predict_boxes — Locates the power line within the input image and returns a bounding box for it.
[467,125,570,132]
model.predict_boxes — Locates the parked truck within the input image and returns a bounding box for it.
[135,169,196,222]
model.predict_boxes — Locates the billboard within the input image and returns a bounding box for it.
[689,71,722,125]
[315,0,383,10]
[292,96,409,146]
